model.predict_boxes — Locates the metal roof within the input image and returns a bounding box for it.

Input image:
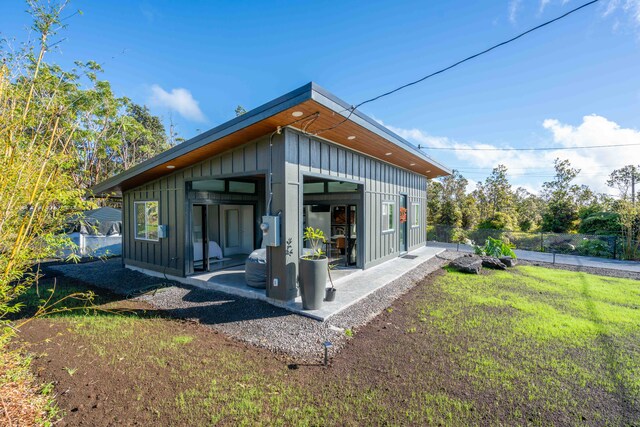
[93,82,451,195]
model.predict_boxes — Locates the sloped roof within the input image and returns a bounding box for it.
[93,82,451,195]
[84,206,122,222]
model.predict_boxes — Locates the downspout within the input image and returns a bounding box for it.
[266,126,282,216]
[266,126,281,296]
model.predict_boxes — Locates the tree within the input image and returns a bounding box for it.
[235,105,247,117]
[607,165,639,203]
[514,187,543,231]
[438,199,462,227]
[616,200,640,260]
[460,194,479,229]
[69,62,171,189]
[427,180,443,224]
[0,0,92,340]
[541,158,580,233]
[484,165,514,217]
[436,170,469,226]
[473,165,516,230]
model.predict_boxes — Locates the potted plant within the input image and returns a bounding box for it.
[299,227,328,310]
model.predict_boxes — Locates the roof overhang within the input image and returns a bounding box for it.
[92,82,451,195]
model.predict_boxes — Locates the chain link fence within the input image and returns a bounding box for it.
[428,225,640,261]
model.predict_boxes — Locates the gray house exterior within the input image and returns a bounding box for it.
[93,83,450,303]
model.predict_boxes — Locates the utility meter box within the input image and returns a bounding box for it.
[157,224,169,239]
[260,215,280,247]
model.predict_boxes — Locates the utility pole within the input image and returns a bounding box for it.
[632,165,636,207]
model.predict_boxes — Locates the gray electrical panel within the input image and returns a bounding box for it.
[158,224,169,239]
[260,215,280,247]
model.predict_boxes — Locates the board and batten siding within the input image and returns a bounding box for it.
[122,134,276,276]
[283,128,427,270]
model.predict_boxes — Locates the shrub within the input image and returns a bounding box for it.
[577,239,611,258]
[450,228,468,243]
[578,212,621,236]
[477,212,516,230]
[474,237,517,258]
[519,218,534,232]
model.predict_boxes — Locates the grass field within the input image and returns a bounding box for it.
[14,265,640,426]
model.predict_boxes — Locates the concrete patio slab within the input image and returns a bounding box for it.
[127,245,446,322]
[284,246,446,321]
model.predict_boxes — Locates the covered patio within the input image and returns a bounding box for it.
[130,245,445,321]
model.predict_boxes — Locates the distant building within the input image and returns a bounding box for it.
[66,206,122,257]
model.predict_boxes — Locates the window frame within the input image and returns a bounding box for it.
[411,203,421,228]
[134,200,160,242]
[381,201,396,233]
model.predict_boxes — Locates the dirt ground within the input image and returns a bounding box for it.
[15,265,640,426]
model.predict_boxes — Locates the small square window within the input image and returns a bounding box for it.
[135,201,159,241]
[382,201,395,233]
[412,203,420,227]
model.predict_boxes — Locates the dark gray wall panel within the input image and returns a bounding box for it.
[122,135,273,277]
[284,128,427,272]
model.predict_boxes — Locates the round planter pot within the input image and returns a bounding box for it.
[325,287,336,302]
[299,256,328,310]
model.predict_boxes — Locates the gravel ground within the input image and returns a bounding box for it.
[48,253,460,362]
[47,258,178,296]
[48,252,636,362]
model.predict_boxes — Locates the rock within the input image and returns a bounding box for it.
[547,241,575,252]
[499,257,517,267]
[481,256,507,270]
[450,256,483,274]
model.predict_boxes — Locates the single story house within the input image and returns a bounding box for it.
[93,83,450,303]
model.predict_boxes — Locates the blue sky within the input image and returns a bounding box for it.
[1,0,639,194]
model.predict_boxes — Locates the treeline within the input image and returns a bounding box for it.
[1,1,175,322]
[4,53,174,195]
[37,60,173,191]
[428,159,640,258]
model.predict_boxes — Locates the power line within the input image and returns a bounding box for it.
[449,164,628,170]
[459,172,613,177]
[311,0,601,136]
[418,142,640,151]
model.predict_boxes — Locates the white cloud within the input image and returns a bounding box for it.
[622,0,640,25]
[148,84,206,122]
[139,3,160,22]
[382,115,640,195]
[539,0,551,13]
[602,0,640,34]
[508,0,522,24]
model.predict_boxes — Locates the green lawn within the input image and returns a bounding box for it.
[17,265,640,426]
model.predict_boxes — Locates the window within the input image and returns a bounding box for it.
[192,179,225,192]
[135,201,159,241]
[412,203,420,227]
[228,181,256,194]
[327,181,359,192]
[382,201,395,233]
[303,182,324,194]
